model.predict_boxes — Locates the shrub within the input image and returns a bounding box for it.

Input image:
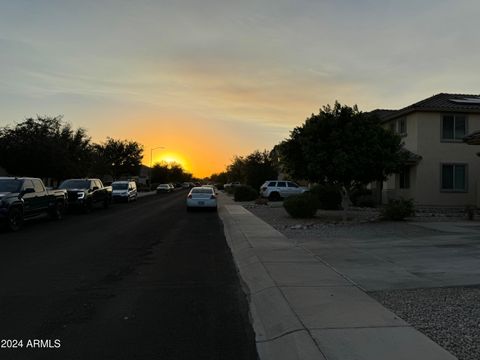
[381,198,415,220]
[234,185,258,202]
[225,186,236,195]
[309,184,341,210]
[465,205,476,220]
[350,188,376,207]
[283,193,319,218]
[353,194,376,207]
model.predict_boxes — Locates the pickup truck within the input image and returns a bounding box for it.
[58,178,112,213]
[0,177,68,231]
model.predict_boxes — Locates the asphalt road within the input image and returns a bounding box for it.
[0,191,258,360]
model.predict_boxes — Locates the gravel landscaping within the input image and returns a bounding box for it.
[246,203,480,360]
[246,204,448,240]
[370,287,480,360]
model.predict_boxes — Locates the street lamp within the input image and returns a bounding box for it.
[150,146,165,189]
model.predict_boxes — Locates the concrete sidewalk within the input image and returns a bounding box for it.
[218,194,457,360]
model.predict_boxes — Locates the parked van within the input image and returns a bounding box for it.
[111,181,137,203]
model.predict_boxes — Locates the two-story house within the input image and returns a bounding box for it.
[376,93,480,208]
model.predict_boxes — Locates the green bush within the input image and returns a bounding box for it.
[283,193,319,218]
[309,184,341,210]
[350,188,376,207]
[381,198,415,220]
[225,186,236,195]
[234,185,258,201]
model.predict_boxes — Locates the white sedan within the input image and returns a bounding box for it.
[186,187,217,211]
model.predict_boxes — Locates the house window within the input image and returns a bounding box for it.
[398,166,410,189]
[441,164,467,192]
[442,114,466,141]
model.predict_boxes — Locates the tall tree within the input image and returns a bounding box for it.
[92,138,144,179]
[151,161,192,183]
[0,116,92,180]
[227,150,278,189]
[278,102,406,202]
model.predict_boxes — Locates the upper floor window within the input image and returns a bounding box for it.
[388,118,407,136]
[442,114,466,141]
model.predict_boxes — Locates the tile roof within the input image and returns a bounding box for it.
[374,93,480,122]
[463,129,480,145]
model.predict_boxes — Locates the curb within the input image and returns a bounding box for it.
[218,204,327,360]
[218,196,458,360]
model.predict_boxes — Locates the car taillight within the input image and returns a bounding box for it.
[211,195,216,199]
[261,187,267,191]
[188,194,192,199]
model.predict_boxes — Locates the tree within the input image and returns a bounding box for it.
[278,102,406,205]
[226,150,279,190]
[151,161,192,184]
[92,138,144,179]
[209,171,229,184]
[0,116,92,180]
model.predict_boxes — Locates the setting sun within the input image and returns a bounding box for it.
[153,151,190,172]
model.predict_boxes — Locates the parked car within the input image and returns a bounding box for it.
[156,183,173,193]
[111,181,137,202]
[58,178,112,212]
[224,181,242,189]
[182,182,194,189]
[260,180,307,201]
[0,177,67,231]
[186,186,217,211]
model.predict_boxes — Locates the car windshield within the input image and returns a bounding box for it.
[0,179,22,193]
[112,183,128,190]
[59,180,90,189]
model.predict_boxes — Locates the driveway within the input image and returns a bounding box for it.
[248,205,480,291]
[291,221,480,291]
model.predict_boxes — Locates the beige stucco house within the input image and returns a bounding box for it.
[376,93,480,207]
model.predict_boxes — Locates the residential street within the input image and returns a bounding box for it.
[0,191,257,360]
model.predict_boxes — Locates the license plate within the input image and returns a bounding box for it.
[198,201,205,205]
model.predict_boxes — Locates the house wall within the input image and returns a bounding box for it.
[382,111,480,207]
[414,112,480,207]
[382,115,418,203]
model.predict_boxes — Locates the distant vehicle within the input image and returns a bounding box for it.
[111,181,137,202]
[260,180,307,201]
[186,186,217,211]
[58,178,112,212]
[156,184,173,193]
[224,181,242,189]
[0,177,67,231]
[182,182,194,189]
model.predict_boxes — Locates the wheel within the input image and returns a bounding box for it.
[49,201,65,220]
[268,192,281,201]
[7,207,23,231]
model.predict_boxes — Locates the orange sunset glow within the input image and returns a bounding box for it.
[1,1,479,178]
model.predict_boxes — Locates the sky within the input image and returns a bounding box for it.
[1,0,479,177]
